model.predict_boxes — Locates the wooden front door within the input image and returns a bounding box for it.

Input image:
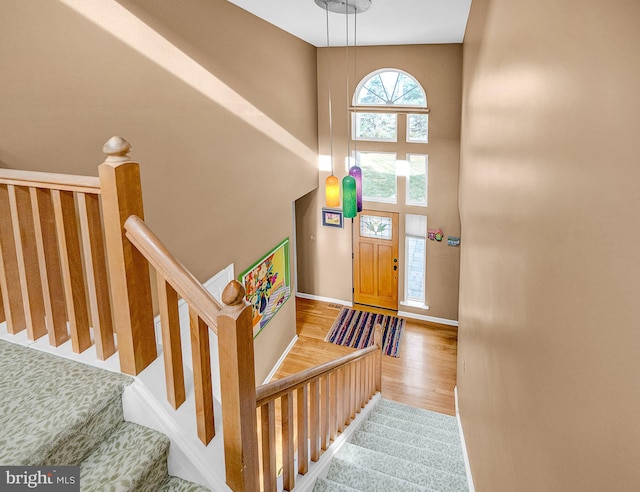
[353,210,399,311]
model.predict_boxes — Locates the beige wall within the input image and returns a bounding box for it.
[297,44,462,321]
[0,0,318,382]
[459,0,640,490]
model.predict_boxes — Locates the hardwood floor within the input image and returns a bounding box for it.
[273,297,459,416]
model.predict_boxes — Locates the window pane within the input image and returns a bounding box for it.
[406,236,426,301]
[392,74,426,105]
[407,154,428,206]
[357,151,397,203]
[360,215,393,240]
[405,214,426,303]
[354,113,397,142]
[407,114,428,143]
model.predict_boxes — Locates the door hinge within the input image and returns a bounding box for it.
[352,287,355,293]
[352,253,354,259]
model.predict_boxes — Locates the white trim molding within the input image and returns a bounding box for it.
[397,310,458,327]
[262,335,298,384]
[455,386,475,492]
[296,292,353,307]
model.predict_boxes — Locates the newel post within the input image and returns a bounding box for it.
[374,323,383,393]
[99,136,156,375]
[218,280,260,492]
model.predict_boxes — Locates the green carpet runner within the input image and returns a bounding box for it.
[314,399,469,492]
[0,340,209,491]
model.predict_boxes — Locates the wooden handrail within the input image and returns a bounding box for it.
[255,343,379,406]
[124,215,222,332]
[0,169,101,194]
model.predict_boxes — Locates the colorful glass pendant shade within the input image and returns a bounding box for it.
[325,174,340,207]
[342,175,357,219]
[348,165,363,212]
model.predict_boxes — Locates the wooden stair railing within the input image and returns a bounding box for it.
[124,214,261,485]
[0,136,156,375]
[253,326,383,492]
[1,136,385,492]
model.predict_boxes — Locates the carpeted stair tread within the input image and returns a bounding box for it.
[338,442,468,492]
[0,340,132,466]
[374,400,458,432]
[351,429,467,478]
[370,406,458,436]
[158,476,212,491]
[326,457,430,492]
[358,420,464,467]
[377,399,459,430]
[367,409,461,447]
[80,421,170,491]
[313,477,361,492]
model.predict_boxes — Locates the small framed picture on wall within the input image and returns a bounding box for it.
[322,208,343,228]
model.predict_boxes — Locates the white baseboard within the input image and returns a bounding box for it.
[262,335,298,384]
[397,310,459,327]
[454,386,475,492]
[295,292,353,307]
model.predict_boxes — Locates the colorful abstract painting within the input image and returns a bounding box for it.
[240,238,291,337]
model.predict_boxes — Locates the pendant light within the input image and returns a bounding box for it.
[347,4,363,212]
[317,0,371,212]
[342,174,357,218]
[323,2,340,208]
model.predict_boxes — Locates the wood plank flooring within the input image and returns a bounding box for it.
[273,297,458,416]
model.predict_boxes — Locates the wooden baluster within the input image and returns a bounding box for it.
[51,189,91,353]
[189,307,214,444]
[77,192,115,359]
[329,370,338,440]
[281,392,295,491]
[0,184,25,334]
[366,355,371,401]
[356,360,363,412]
[343,364,351,427]
[0,286,4,323]
[297,384,309,475]
[157,277,185,409]
[30,188,68,346]
[218,280,259,492]
[321,375,330,450]
[309,378,320,462]
[349,361,357,421]
[337,367,344,433]
[8,185,47,341]
[99,136,156,375]
[261,401,277,492]
[374,324,382,393]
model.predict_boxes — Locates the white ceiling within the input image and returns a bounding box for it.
[227,0,472,47]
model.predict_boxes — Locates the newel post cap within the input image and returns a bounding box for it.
[102,136,133,163]
[221,280,248,313]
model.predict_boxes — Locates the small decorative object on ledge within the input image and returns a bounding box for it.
[428,228,444,241]
[448,236,460,246]
[322,208,344,228]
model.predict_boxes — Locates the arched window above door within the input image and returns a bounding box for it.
[354,69,427,107]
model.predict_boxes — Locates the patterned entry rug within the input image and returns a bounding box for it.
[325,307,405,357]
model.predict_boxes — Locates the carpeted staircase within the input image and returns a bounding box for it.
[0,339,210,491]
[314,399,469,492]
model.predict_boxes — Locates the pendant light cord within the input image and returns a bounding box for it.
[346,2,351,168]
[325,3,334,177]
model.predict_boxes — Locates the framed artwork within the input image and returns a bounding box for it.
[322,208,343,228]
[240,238,291,337]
